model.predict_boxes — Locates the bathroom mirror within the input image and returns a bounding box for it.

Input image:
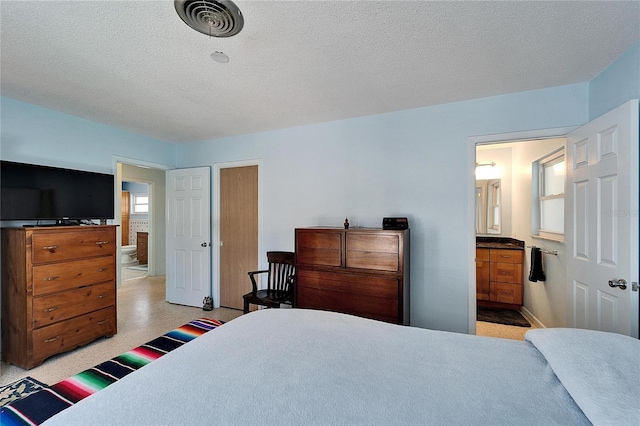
[476,179,501,234]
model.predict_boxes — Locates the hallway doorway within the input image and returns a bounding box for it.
[114,157,171,288]
[121,181,150,281]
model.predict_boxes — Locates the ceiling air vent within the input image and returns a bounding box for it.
[174,0,244,38]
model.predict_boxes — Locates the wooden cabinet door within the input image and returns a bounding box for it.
[345,233,400,272]
[137,232,148,265]
[296,269,399,323]
[121,191,130,245]
[476,249,490,301]
[296,230,343,267]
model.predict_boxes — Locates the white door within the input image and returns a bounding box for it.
[166,167,211,307]
[566,99,639,337]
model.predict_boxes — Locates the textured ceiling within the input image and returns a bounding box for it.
[1,1,639,144]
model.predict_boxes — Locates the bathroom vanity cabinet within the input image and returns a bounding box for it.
[476,246,524,308]
[1,225,117,369]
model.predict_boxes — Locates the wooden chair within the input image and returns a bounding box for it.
[243,251,295,314]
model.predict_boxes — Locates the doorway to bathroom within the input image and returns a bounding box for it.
[121,180,150,281]
[471,100,639,339]
[474,137,566,337]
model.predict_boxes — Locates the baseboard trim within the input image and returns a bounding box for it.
[520,306,545,328]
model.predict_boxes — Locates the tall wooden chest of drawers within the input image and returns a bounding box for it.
[1,225,117,369]
[294,227,409,325]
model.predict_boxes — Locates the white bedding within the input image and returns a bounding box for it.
[526,328,640,426]
[44,309,602,425]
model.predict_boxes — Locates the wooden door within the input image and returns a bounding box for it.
[566,100,638,337]
[166,167,211,307]
[220,166,258,309]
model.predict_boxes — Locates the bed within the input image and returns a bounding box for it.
[38,309,639,425]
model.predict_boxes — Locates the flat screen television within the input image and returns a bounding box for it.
[1,160,115,222]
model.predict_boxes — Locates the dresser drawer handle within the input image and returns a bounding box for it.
[97,319,109,325]
[44,276,60,281]
[43,245,58,252]
[95,241,110,245]
[498,271,513,275]
[500,255,512,258]
[97,267,109,272]
[44,336,60,343]
[98,294,108,299]
[45,305,60,312]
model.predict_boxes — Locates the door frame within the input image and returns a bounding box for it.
[112,156,172,287]
[212,159,263,309]
[467,126,578,334]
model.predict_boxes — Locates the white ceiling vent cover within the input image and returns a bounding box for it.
[175,0,244,38]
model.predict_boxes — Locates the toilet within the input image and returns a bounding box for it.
[121,245,137,265]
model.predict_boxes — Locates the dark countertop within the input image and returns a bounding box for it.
[476,237,524,250]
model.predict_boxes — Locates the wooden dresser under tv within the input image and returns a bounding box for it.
[1,225,117,369]
[294,227,409,325]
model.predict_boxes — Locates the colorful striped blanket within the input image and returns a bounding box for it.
[0,318,224,426]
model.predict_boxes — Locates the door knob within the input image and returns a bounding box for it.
[608,279,627,290]
[201,242,209,247]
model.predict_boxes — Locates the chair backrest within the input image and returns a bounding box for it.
[266,251,295,292]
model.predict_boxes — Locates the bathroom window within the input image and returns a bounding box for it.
[532,148,565,240]
[132,194,149,213]
[488,180,501,232]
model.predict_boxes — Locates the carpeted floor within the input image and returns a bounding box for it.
[477,306,531,327]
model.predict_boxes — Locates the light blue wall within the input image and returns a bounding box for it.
[589,40,640,120]
[177,83,589,333]
[0,97,176,173]
[123,181,149,194]
[2,38,636,333]
[123,181,150,220]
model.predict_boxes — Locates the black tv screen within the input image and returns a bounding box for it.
[1,161,115,221]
